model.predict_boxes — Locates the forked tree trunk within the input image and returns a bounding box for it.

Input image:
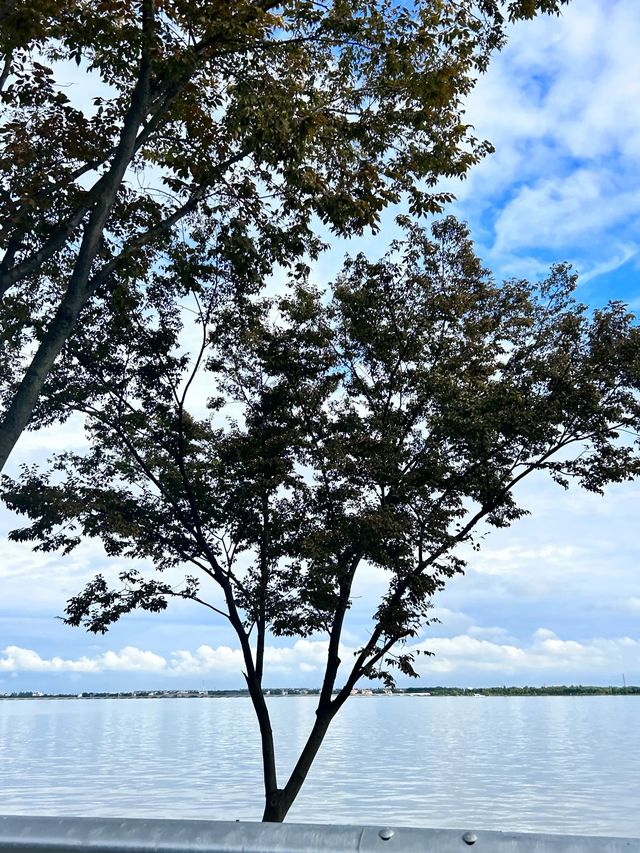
[261,704,339,822]
[262,794,289,823]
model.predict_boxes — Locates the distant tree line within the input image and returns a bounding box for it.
[4,685,639,700]
[404,685,640,696]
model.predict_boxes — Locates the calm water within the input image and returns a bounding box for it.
[0,696,638,837]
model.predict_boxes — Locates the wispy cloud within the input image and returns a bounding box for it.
[454,0,640,288]
[493,170,640,256]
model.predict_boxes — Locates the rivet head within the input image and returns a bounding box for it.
[462,831,478,845]
[379,827,394,841]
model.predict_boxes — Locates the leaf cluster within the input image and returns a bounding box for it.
[2,0,570,392]
[3,216,639,691]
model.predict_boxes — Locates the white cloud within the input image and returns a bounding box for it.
[413,629,639,676]
[452,0,640,281]
[168,639,346,676]
[0,646,96,673]
[467,625,513,641]
[578,245,638,285]
[0,639,345,678]
[100,647,167,672]
[470,542,582,576]
[169,645,243,675]
[418,608,474,639]
[8,413,89,469]
[493,170,640,255]
[2,628,638,684]
[0,645,166,674]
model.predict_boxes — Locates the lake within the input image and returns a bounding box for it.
[0,695,638,837]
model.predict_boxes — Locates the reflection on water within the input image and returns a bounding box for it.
[0,695,638,836]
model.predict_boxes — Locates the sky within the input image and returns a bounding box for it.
[1,0,639,694]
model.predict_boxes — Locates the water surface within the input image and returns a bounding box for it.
[0,695,638,836]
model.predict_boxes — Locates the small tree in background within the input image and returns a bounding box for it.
[0,0,571,470]
[4,218,639,821]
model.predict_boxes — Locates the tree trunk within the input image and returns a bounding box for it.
[0,280,90,470]
[0,2,153,472]
[262,793,289,823]
[261,704,338,822]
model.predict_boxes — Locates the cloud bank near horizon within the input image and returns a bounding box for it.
[2,629,637,686]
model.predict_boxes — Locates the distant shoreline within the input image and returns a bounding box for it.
[2,685,638,700]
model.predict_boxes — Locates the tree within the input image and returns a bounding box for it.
[0,0,570,471]
[3,217,640,821]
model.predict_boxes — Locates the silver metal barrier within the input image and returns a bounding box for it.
[0,815,637,852]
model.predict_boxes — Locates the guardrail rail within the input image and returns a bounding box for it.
[0,815,638,851]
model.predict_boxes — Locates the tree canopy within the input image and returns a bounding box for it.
[0,0,570,470]
[4,217,639,820]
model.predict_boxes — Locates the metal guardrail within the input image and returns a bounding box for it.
[0,816,638,852]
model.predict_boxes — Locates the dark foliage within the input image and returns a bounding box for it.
[3,217,639,819]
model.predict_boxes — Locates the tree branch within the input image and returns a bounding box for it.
[341,434,587,694]
[0,0,156,471]
[0,49,12,92]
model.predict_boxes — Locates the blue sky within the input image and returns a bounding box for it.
[2,0,639,693]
